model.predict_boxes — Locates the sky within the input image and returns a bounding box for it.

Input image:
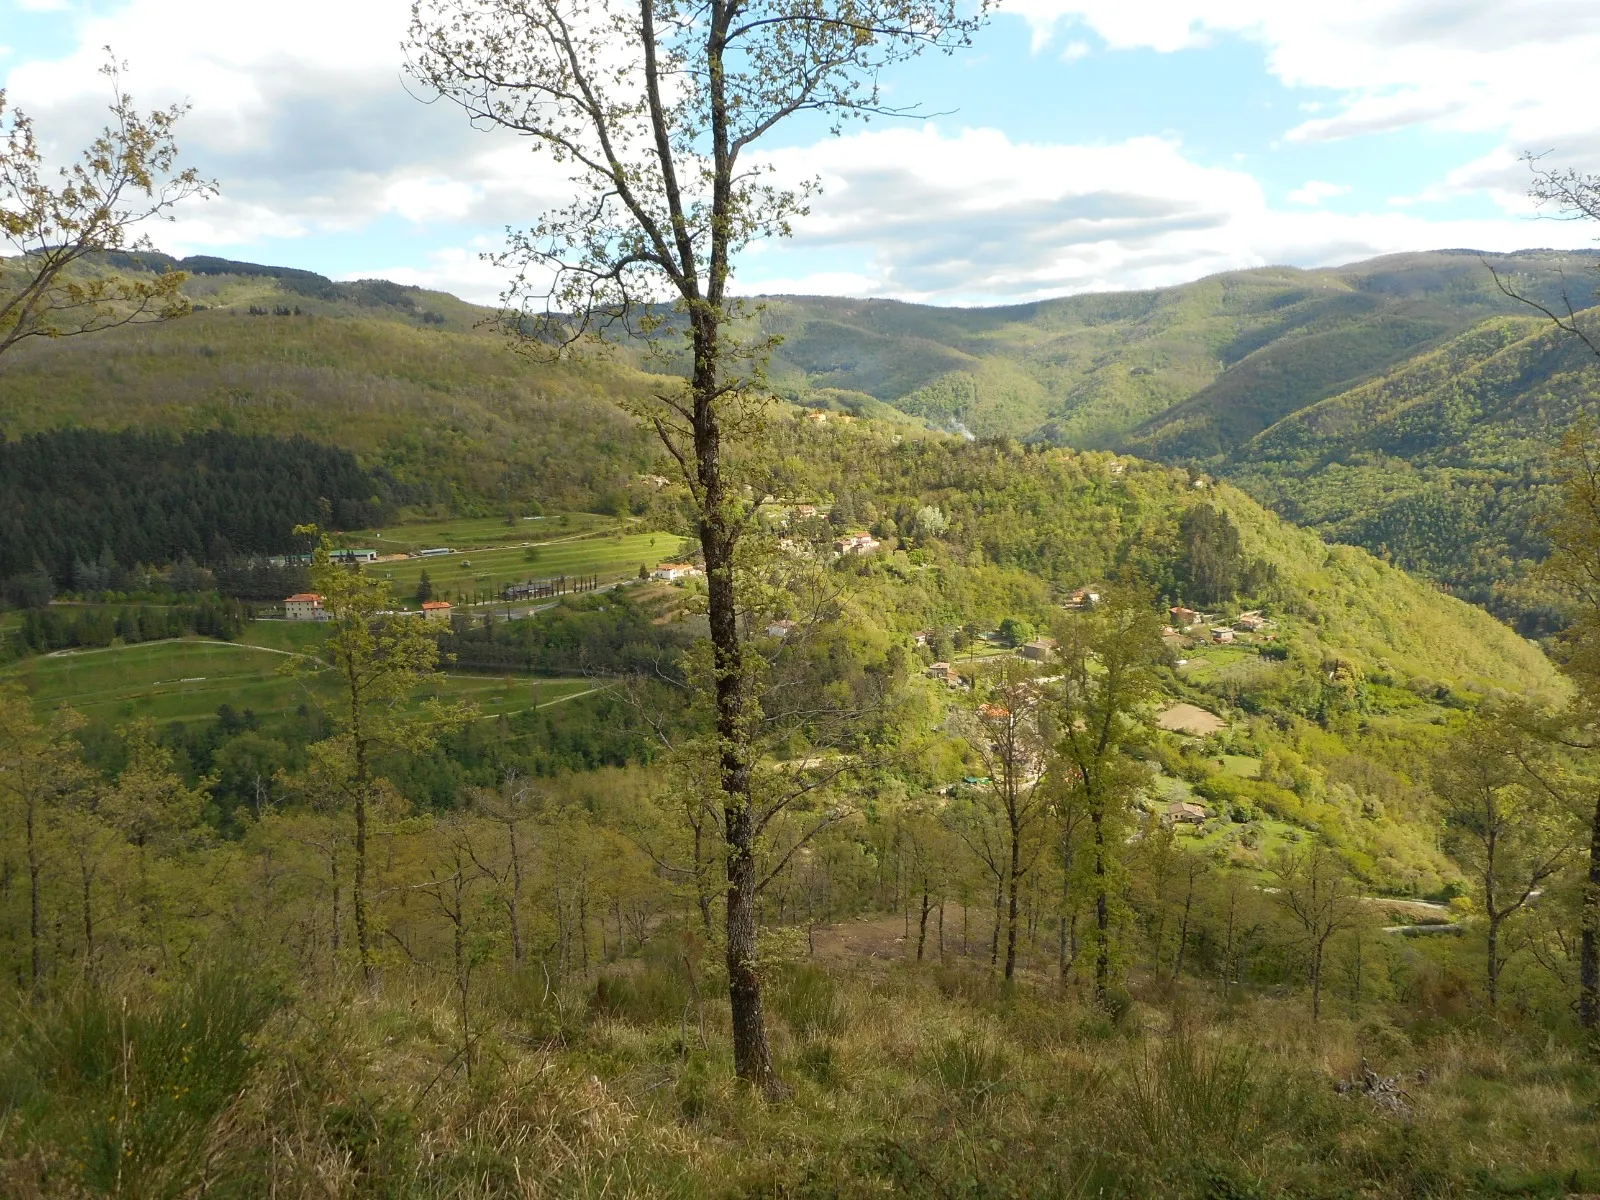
[3,0,1599,307]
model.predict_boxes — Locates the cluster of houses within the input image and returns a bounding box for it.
[833,531,881,556]
[283,593,453,623]
[1167,606,1275,646]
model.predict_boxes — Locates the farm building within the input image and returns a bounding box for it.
[422,601,453,624]
[1019,638,1056,661]
[284,593,325,621]
[834,532,881,555]
[653,563,702,582]
[1165,801,1207,825]
[332,549,380,564]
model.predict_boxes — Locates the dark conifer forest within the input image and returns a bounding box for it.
[0,428,390,584]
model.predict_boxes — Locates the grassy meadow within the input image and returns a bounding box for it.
[0,634,598,726]
[363,530,685,603]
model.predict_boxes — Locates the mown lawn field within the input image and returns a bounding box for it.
[0,636,598,726]
[333,511,619,554]
[368,530,685,602]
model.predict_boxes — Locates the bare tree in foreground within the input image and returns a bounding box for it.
[408,0,982,1097]
[1,57,213,362]
[1483,158,1600,358]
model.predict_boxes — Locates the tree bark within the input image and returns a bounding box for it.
[1004,817,1021,981]
[1092,807,1110,1005]
[917,882,931,962]
[1582,789,1600,1030]
[26,793,41,992]
[695,308,783,1097]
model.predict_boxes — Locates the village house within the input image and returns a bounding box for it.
[1170,606,1201,627]
[804,410,829,424]
[1234,612,1270,633]
[912,629,930,647]
[834,532,881,555]
[284,593,325,621]
[792,504,818,518]
[422,600,453,624]
[1210,626,1235,644]
[1019,638,1056,662]
[1067,587,1101,607]
[652,562,702,582]
[1166,801,1208,826]
[926,662,958,684]
[764,619,797,639]
[638,473,672,489]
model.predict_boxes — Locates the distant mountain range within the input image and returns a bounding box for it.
[7,247,1599,629]
[746,250,1600,627]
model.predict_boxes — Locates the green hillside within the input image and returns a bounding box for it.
[744,250,1597,445]
[0,257,664,515]
[1223,311,1600,629]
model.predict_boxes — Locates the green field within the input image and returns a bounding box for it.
[366,530,687,603]
[334,511,619,554]
[0,637,598,726]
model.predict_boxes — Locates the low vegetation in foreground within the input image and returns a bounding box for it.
[3,946,1599,1196]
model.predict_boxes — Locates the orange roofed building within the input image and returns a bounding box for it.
[284,593,325,621]
[422,600,453,624]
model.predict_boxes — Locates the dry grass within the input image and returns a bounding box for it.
[3,957,1599,1197]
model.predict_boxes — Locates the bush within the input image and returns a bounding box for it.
[925,1032,1011,1111]
[772,964,844,1039]
[0,967,282,1196]
[591,966,690,1026]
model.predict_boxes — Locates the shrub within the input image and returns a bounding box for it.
[925,1032,1011,1111]
[772,964,844,1039]
[0,967,282,1196]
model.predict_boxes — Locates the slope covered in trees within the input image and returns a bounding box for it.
[1222,311,1600,630]
[0,428,388,584]
[0,259,665,517]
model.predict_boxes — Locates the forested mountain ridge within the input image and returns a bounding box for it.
[1223,309,1600,629]
[748,250,1597,444]
[0,256,664,517]
[0,251,1567,694]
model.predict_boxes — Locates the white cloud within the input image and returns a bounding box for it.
[1,0,570,254]
[737,124,1599,304]
[7,0,1598,308]
[1011,1,1600,202]
[1287,180,1351,206]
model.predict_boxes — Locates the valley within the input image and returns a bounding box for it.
[3,249,1600,1197]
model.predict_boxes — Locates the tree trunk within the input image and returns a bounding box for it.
[1092,808,1110,1005]
[917,883,931,962]
[1172,883,1194,982]
[990,874,1003,967]
[1487,915,1502,1011]
[694,315,782,1098]
[26,794,40,992]
[1004,820,1022,981]
[508,823,525,965]
[354,783,371,985]
[1581,789,1600,1030]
